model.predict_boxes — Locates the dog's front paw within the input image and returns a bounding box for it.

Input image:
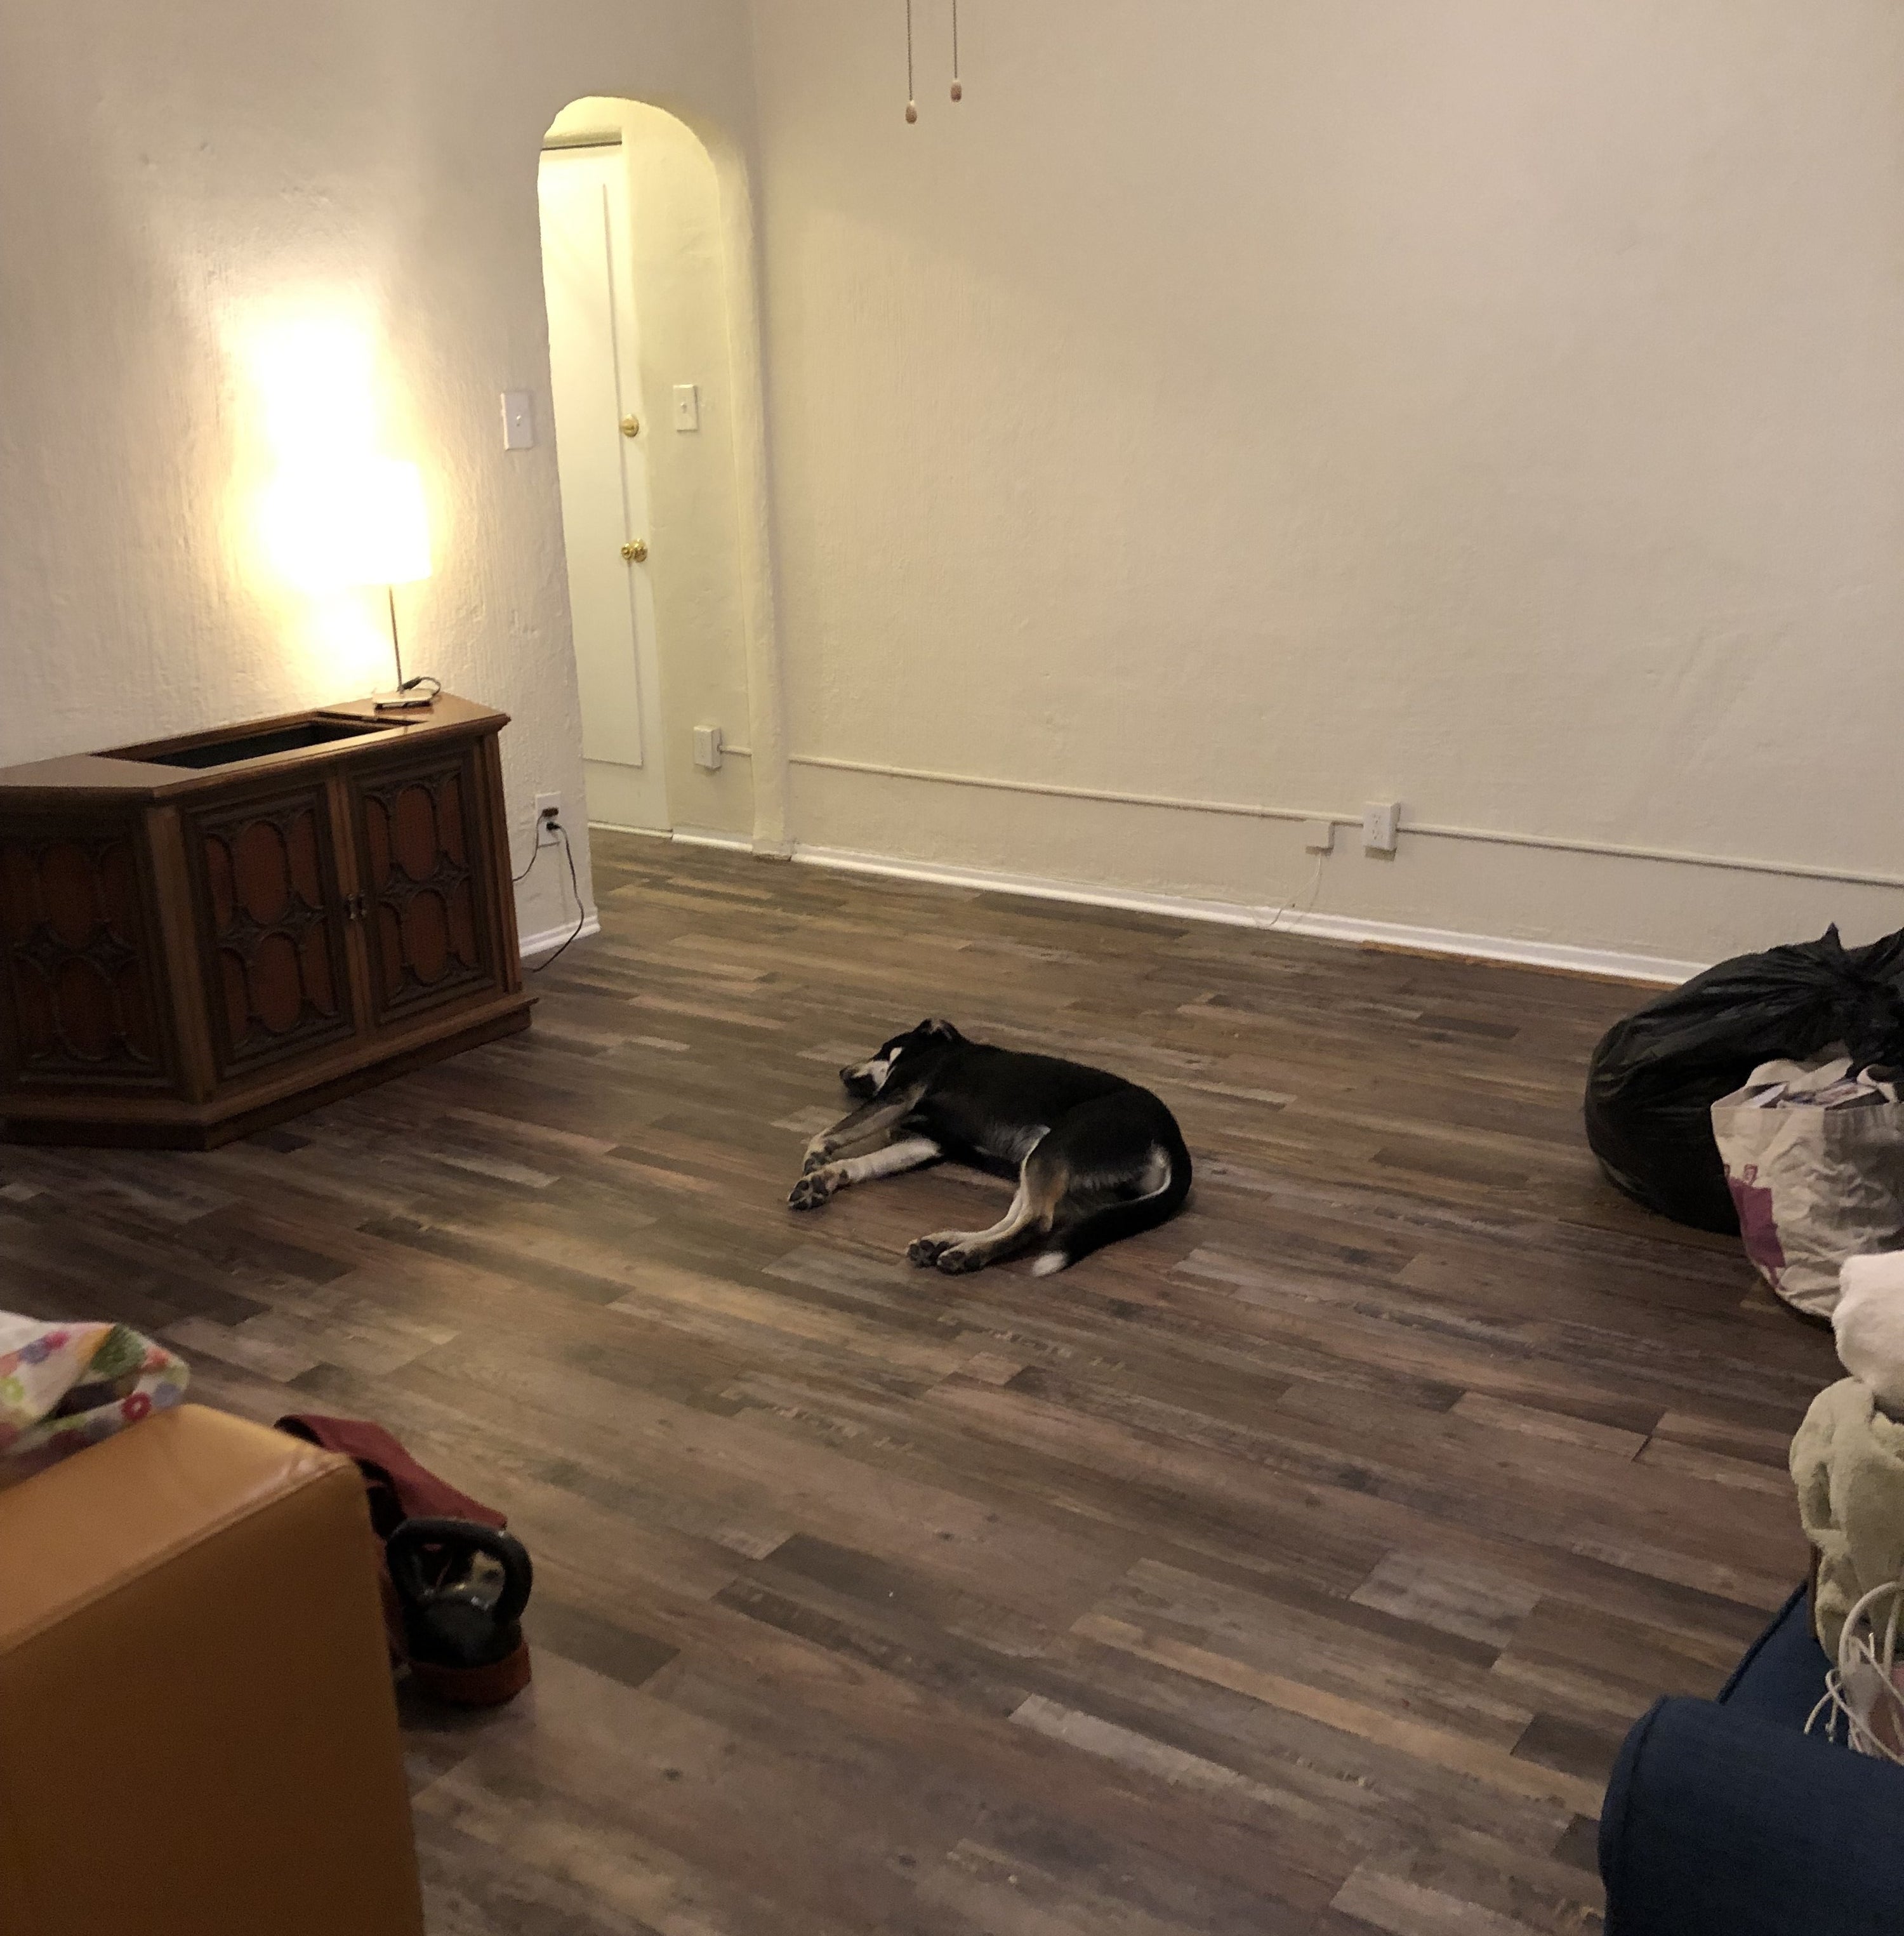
[800,1144,833,1175]
[788,1170,837,1211]
[933,1244,985,1275]
[907,1233,954,1266]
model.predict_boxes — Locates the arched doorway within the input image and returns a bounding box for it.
[537,97,769,848]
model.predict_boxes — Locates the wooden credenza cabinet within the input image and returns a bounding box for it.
[0,693,532,1147]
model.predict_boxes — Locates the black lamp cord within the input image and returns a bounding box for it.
[513,813,588,973]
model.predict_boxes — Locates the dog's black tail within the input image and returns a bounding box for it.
[1029,1132,1193,1276]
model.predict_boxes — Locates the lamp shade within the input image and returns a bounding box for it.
[262,454,432,592]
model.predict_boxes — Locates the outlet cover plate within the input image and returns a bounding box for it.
[1362,800,1400,853]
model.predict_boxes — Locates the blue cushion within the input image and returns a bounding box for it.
[1716,1581,1832,1730]
[1601,1695,1904,1936]
[1601,1582,1904,1936]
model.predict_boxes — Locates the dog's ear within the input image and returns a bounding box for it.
[917,1018,962,1042]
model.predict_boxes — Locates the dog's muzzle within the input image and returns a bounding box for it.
[841,1054,890,1099]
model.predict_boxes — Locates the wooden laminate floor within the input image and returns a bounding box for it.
[0,833,1840,1935]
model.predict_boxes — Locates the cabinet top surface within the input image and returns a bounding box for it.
[0,693,508,804]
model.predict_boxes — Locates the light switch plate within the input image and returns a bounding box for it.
[673,383,700,432]
[501,390,536,451]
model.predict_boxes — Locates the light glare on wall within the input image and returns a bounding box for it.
[248,315,380,463]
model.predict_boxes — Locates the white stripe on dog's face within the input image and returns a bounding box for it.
[845,1051,897,1093]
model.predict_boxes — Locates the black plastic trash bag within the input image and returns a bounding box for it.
[1584,925,1904,1233]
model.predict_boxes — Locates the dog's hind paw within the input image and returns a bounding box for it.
[788,1171,836,1211]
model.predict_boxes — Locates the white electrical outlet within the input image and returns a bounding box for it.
[534,792,564,847]
[1362,800,1400,854]
[692,724,724,771]
[1302,818,1335,854]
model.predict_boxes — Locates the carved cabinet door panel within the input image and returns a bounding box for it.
[0,819,173,1089]
[184,785,358,1078]
[348,745,502,1028]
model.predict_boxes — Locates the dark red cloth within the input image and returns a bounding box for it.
[274,1414,505,1540]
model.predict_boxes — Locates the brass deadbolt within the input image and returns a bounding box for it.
[621,538,649,562]
[620,414,640,437]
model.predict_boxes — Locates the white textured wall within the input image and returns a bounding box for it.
[10,1,1904,972]
[750,1,1904,969]
[0,0,759,945]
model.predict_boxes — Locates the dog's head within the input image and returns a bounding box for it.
[840,1018,963,1099]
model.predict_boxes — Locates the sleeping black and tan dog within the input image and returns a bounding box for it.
[787,1019,1191,1275]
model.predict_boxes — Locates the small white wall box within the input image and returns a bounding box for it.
[692,724,724,771]
[500,390,536,450]
[1302,819,1335,853]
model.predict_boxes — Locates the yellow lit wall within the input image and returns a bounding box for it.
[0,0,760,950]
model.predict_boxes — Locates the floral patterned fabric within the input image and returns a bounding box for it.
[0,1312,189,1461]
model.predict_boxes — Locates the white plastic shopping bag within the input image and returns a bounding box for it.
[1710,1052,1904,1317]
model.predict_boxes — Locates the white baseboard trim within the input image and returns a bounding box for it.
[791,843,1702,986]
[519,913,601,959]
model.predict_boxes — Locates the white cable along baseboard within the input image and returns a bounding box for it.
[664,826,757,852]
[791,843,1705,985]
[788,752,1904,894]
[585,821,755,851]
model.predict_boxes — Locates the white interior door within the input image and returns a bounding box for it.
[538,142,670,832]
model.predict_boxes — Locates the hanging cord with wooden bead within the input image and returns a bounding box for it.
[951,0,962,100]
[904,0,918,121]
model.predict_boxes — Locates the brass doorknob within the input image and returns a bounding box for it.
[620,538,648,562]
[619,415,640,437]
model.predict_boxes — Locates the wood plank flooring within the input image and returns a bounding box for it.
[0,833,1841,1935]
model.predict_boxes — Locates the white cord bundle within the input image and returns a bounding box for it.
[1807,1576,1904,1763]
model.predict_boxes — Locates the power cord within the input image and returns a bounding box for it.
[1263,849,1327,934]
[519,811,586,974]
[513,803,566,884]
[1808,1577,1904,1763]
